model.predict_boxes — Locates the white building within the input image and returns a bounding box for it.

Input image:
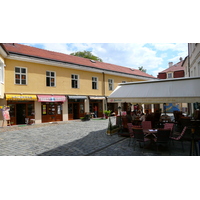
[188,43,200,113]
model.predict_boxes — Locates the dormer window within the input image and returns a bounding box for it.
[167,72,173,79]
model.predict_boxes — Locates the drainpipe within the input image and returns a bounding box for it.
[102,72,105,96]
[188,43,192,116]
[188,43,190,77]
[102,72,107,110]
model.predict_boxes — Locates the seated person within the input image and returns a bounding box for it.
[140,113,146,121]
[131,111,137,121]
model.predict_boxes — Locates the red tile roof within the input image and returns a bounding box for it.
[160,60,184,73]
[3,43,156,79]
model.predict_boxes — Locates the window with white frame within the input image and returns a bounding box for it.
[92,77,98,89]
[108,79,114,90]
[71,74,79,88]
[15,67,27,85]
[167,72,173,79]
[46,71,56,87]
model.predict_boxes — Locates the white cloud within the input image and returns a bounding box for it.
[41,43,71,54]
[151,43,188,53]
[151,43,176,51]
[25,43,188,77]
[89,44,163,76]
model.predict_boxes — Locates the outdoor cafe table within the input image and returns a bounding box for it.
[142,129,158,149]
[143,129,158,137]
[143,129,158,146]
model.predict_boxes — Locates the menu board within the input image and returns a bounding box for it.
[2,107,10,121]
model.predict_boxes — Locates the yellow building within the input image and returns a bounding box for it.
[0,43,156,125]
[0,44,9,125]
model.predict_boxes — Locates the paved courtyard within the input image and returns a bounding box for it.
[0,117,194,156]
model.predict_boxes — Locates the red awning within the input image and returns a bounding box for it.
[37,95,66,102]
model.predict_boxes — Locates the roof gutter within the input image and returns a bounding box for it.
[0,43,9,57]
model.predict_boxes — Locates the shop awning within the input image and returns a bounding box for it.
[107,77,200,104]
[90,96,106,100]
[6,94,37,101]
[68,96,87,99]
[37,95,66,102]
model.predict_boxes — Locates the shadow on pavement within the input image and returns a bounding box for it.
[37,128,125,156]
[37,127,194,156]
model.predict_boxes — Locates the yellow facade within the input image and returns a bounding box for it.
[5,59,143,96]
[1,53,154,125]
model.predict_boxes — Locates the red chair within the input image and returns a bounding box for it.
[170,126,187,152]
[164,123,174,136]
[141,121,152,129]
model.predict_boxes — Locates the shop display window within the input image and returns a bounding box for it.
[28,104,34,116]
[8,104,15,118]
[80,103,84,113]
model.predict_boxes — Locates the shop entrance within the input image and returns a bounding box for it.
[73,103,79,119]
[90,100,103,118]
[41,102,63,123]
[16,104,26,124]
[7,101,35,125]
[68,99,85,120]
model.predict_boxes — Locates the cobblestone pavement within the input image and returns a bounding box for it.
[0,117,194,156]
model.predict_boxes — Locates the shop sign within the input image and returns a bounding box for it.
[37,95,66,102]
[6,94,37,101]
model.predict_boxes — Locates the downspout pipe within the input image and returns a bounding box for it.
[102,72,107,110]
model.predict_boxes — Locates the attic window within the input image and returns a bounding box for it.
[90,60,96,63]
[130,68,134,71]
[167,72,173,79]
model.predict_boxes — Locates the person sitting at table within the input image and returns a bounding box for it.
[140,113,146,121]
[131,111,137,121]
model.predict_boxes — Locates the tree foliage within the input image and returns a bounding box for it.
[138,66,147,73]
[70,50,103,62]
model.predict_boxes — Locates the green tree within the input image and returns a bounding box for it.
[138,66,147,73]
[70,50,103,62]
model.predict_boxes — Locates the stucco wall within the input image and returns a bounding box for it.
[4,58,148,96]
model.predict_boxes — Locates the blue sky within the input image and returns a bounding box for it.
[23,43,188,77]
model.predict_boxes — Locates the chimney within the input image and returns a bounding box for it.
[168,62,173,67]
[180,57,183,61]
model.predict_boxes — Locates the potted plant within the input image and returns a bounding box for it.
[106,120,119,135]
[103,110,111,119]
[80,113,91,121]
